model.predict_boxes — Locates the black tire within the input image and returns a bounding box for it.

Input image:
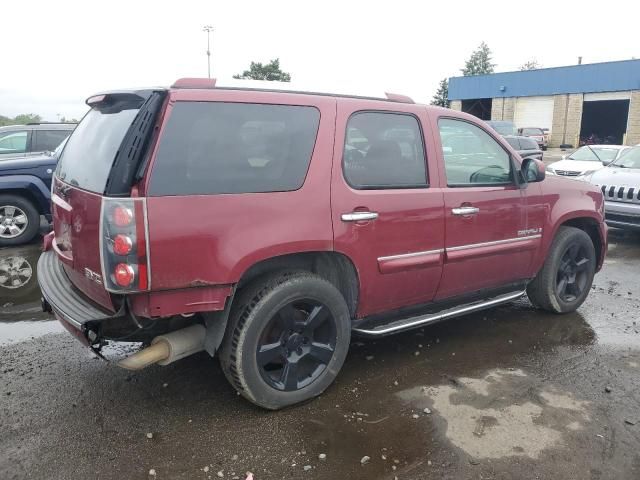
[527,226,596,313]
[219,272,351,410]
[0,194,40,247]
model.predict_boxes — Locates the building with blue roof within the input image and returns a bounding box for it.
[448,59,640,147]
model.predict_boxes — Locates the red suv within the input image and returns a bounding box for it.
[38,79,607,409]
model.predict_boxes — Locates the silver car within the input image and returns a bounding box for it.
[581,146,640,230]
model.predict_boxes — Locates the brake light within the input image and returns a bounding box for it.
[100,198,150,292]
[113,234,133,256]
[114,263,135,287]
[113,206,133,227]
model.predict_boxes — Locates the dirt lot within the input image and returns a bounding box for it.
[1,230,639,480]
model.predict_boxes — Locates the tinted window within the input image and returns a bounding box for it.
[505,137,521,150]
[57,106,140,192]
[439,118,512,186]
[343,112,426,189]
[521,128,543,136]
[0,131,28,155]
[149,102,320,196]
[33,130,70,152]
[519,138,539,150]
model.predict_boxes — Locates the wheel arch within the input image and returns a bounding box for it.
[549,214,605,270]
[0,175,51,215]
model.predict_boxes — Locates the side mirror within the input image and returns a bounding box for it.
[521,157,546,183]
[602,159,612,166]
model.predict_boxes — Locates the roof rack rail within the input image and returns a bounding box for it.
[171,78,217,89]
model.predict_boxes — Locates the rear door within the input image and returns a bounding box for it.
[52,96,145,310]
[331,101,445,317]
[433,114,537,300]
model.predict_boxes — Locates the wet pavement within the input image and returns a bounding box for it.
[1,231,640,480]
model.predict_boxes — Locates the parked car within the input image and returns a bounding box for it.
[0,123,75,160]
[0,137,68,246]
[546,145,630,177]
[504,136,543,161]
[485,120,517,136]
[518,127,548,150]
[38,79,606,410]
[579,146,640,230]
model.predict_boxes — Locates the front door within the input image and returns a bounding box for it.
[331,102,445,317]
[433,116,536,299]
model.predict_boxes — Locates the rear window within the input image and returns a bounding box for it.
[56,105,140,192]
[505,137,520,150]
[148,102,320,196]
[519,138,539,150]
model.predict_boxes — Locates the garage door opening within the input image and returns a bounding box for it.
[580,99,629,145]
[461,98,492,120]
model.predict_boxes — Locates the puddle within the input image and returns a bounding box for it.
[0,244,55,345]
[398,368,591,460]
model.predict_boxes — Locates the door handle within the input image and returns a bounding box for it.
[452,206,479,216]
[341,211,379,222]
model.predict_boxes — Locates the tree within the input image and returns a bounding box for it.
[520,60,541,71]
[461,42,495,76]
[12,113,42,125]
[233,58,291,82]
[431,78,450,108]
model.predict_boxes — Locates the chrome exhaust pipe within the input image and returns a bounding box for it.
[118,324,206,370]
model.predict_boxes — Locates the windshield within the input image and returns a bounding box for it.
[611,147,640,169]
[56,106,139,193]
[568,146,619,162]
[522,128,543,136]
[486,121,517,136]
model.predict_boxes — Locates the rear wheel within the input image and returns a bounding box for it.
[527,226,596,313]
[0,195,40,247]
[219,273,351,410]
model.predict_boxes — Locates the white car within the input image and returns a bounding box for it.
[546,145,631,177]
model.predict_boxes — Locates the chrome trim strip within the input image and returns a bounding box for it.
[353,290,526,336]
[341,212,379,222]
[447,234,541,252]
[378,248,444,262]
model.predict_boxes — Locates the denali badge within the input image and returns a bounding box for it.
[517,227,542,237]
[84,268,103,285]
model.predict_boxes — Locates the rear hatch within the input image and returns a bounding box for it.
[51,90,164,311]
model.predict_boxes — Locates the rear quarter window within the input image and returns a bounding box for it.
[148,102,320,196]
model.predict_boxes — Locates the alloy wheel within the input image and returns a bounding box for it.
[0,205,29,239]
[256,299,337,392]
[555,243,590,302]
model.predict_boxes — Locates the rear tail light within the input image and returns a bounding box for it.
[100,198,150,292]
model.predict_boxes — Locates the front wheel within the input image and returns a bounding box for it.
[219,273,351,410]
[527,226,596,313]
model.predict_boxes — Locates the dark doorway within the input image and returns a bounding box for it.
[580,99,630,145]
[461,98,492,120]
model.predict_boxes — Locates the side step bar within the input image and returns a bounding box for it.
[352,290,526,337]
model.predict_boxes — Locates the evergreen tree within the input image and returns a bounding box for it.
[431,78,450,108]
[461,42,495,76]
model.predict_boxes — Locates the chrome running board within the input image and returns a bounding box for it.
[352,290,526,337]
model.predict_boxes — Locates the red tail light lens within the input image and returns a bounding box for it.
[113,206,133,227]
[113,234,133,256]
[100,198,150,293]
[114,263,135,287]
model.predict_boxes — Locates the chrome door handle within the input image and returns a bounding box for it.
[452,206,479,216]
[341,212,379,222]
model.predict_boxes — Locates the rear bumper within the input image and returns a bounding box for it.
[37,251,121,338]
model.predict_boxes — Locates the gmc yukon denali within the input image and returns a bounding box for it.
[38,78,607,409]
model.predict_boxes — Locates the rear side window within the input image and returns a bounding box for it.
[148,102,320,196]
[0,131,28,156]
[343,112,427,189]
[33,130,70,152]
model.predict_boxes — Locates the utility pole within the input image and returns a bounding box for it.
[203,25,214,78]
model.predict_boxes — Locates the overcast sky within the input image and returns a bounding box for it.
[2,0,639,121]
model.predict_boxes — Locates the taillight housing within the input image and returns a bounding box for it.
[100,198,150,293]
